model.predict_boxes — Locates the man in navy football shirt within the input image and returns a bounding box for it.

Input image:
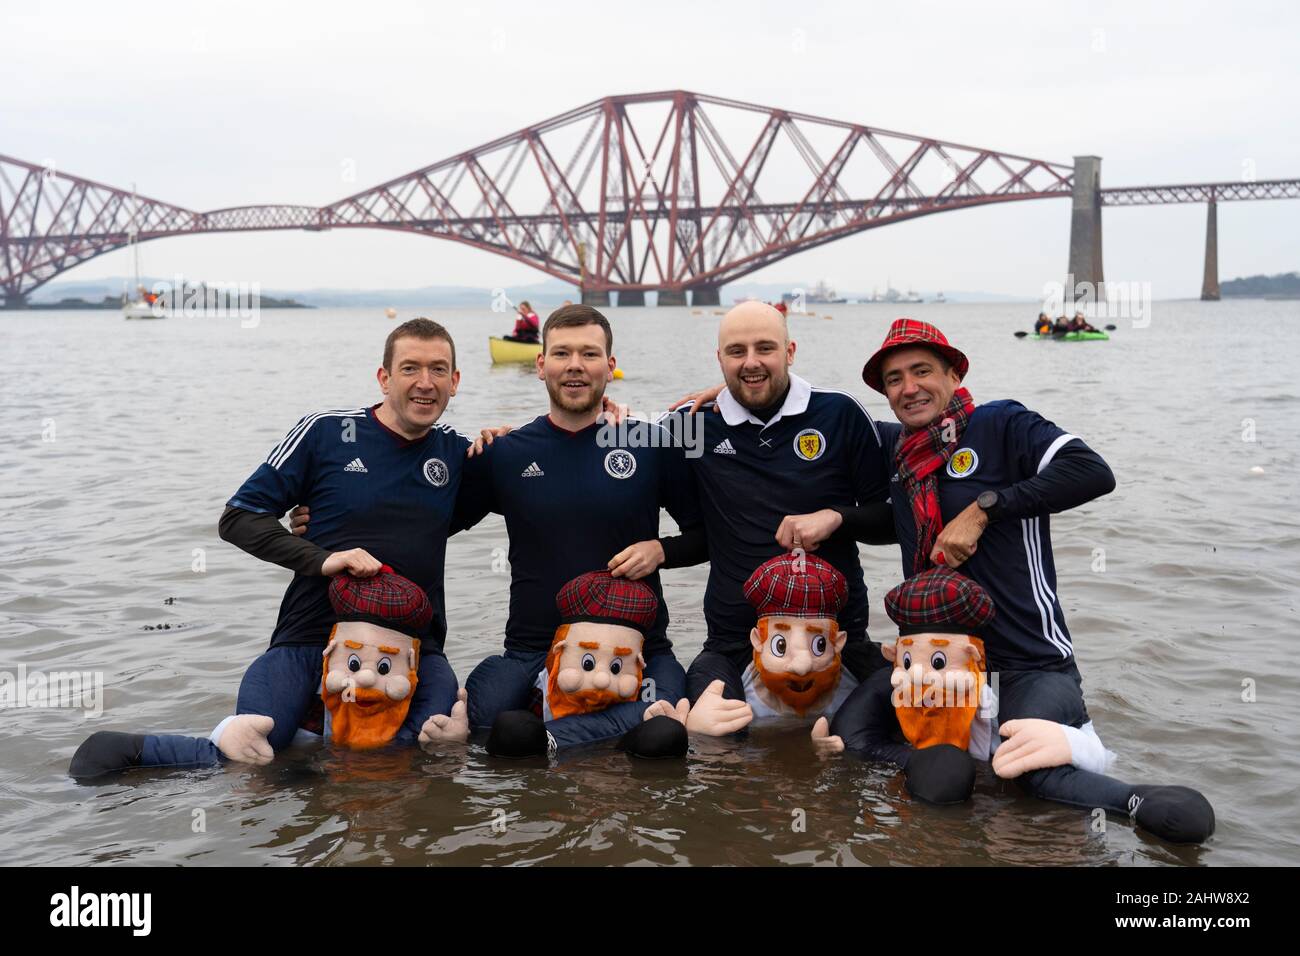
[633,302,894,736]
[70,319,472,775]
[453,305,704,758]
[816,318,1215,845]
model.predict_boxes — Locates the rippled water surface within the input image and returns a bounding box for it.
[2,300,1298,866]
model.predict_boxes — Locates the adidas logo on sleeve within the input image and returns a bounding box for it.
[521,462,545,477]
[344,458,368,473]
[712,439,736,455]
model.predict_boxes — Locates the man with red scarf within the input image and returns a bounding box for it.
[818,318,1216,845]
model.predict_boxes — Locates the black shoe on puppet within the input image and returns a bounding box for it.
[486,711,550,758]
[69,731,146,778]
[618,715,688,759]
[904,744,977,805]
[1128,785,1215,845]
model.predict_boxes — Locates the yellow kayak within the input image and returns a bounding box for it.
[489,336,542,364]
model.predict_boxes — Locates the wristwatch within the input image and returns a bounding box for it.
[976,489,1004,522]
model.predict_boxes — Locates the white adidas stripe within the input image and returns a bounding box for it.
[269,408,367,470]
[1038,433,1079,472]
[1020,517,1072,658]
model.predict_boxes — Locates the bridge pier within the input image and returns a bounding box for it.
[1067,155,1105,303]
[1201,198,1220,301]
[617,290,645,307]
[691,286,721,307]
[657,289,688,307]
[1,291,28,310]
[581,289,610,307]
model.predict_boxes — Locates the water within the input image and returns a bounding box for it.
[1,300,1297,866]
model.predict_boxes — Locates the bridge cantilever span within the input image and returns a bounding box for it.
[3,93,1298,308]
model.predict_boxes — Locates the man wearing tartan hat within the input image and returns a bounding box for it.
[811,318,1216,844]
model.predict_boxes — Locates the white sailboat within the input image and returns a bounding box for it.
[122,185,164,319]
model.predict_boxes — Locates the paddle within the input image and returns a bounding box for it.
[1013,331,1029,338]
[1104,324,1116,331]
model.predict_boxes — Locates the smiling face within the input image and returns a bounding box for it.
[377,335,460,438]
[880,345,962,430]
[749,616,846,715]
[883,633,985,749]
[537,322,614,417]
[322,621,419,749]
[545,622,645,718]
[717,302,796,413]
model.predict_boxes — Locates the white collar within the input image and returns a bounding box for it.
[716,372,813,430]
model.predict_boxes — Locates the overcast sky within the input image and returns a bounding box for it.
[5,0,1297,298]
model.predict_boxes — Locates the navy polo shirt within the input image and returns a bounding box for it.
[661,373,891,654]
[228,405,468,650]
[452,415,703,656]
[879,400,1086,671]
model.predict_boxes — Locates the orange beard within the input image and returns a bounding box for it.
[751,627,842,715]
[544,624,643,719]
[893,657,985,751]
[323,676,417,750]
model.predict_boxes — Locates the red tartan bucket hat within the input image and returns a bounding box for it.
[743,552,848,620]
[328,565,434,640]
[862,318,969,394]
[884,567,994,637]
[556,570,659,634]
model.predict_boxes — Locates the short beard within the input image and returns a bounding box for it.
[727,366,790,415]
[545,376,606,416]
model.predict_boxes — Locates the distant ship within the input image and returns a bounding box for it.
[783,280,846,305]
[867,282,924,304]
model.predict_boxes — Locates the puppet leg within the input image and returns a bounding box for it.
[996,665,1215,844]
[233,645,324,752]
[684,648,747,704]
[827,666,914,766]
[70,645,321,777]
[393,649,459,745]
[465,650,545,731]
[827,668,975,803]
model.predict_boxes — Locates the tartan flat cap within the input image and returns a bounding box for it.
[556,570,659,634]
[328,565,433,640]
[884,566,995,636]
[743,552,848,620]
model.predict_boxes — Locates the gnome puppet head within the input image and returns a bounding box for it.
[744,552,849,716]
[545,571,657,719]
[322,566,432,749]
[882,566,993,751]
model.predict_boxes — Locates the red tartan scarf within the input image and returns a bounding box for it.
[893,388,975,575]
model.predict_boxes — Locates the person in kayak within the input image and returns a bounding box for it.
[1068,312,1098,333]
[504,300,541,343]
[813,318,1216,845]
[1034,313,1053,336]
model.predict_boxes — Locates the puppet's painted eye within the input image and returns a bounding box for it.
[930,652,947,670]
[770,635,787,657]
[347,654,362,672]
[377,657,392,676]
[609,658,623,675]
[581,653,596,671]
[902,652,912,670]
[811,635,828,656]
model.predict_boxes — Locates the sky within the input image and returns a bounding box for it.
[4,0,1298,299]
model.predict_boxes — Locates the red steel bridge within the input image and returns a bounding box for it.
[3,90,1298,308]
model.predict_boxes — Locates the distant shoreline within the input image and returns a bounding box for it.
[21,297,312,311]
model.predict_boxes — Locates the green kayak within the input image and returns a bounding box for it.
[1033,331,1109,341]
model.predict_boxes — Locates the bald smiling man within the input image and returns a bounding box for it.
[626,302,895,734]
